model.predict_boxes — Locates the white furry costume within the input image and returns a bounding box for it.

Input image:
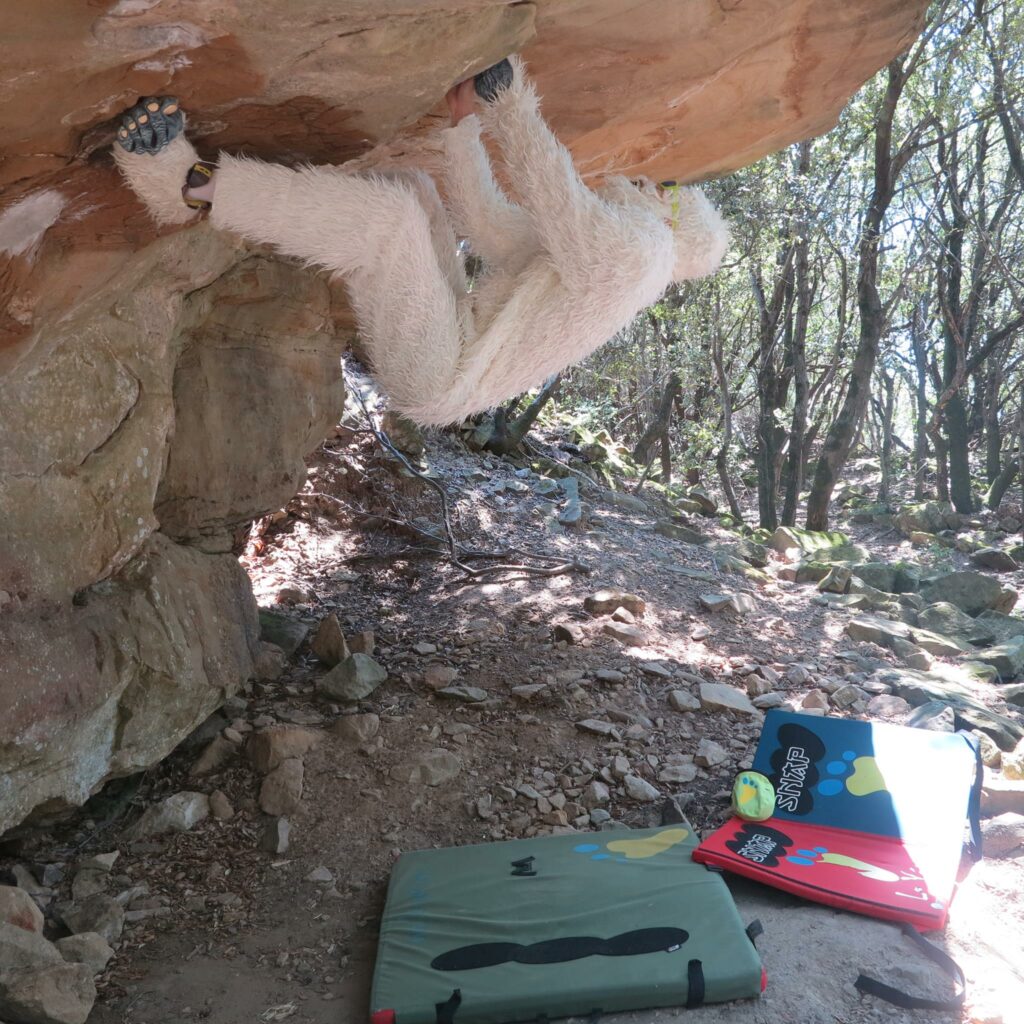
[114,58,729,425]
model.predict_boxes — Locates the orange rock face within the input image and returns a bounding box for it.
[0,0,926,834]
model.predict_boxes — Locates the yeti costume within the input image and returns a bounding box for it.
[114,59,729,426]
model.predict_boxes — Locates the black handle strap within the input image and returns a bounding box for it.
[685,959,705,1009]
[435,989,461,1023]
[745,919,764,946]
[854,923,965,1011]
[964,734,984,861]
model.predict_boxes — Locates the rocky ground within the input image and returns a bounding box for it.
[2,405,1023,1024]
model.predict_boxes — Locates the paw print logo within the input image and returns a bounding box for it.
[817,752,887,798]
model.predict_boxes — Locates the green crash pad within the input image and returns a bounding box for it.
[370,826,763,1023]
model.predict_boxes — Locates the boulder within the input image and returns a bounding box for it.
[129,791,209,839]
[259,758,304,816]
[851,562,921,594]
[0,962,95,1024]
[585,590,646,617]
[0,886,44,934]
[391,749,461,787]
[0,0,933,835]
[917,602,996,647]
[766,525,849,554]
[971,547,1019,573]
[55,933,115,977]
[895,501,954,537]
[919,571,1017,617]
[975,611,1024,644]
[311,613,349,667]
[698,682,758,715]
[973,637,1024,683]
[247,726,321,773]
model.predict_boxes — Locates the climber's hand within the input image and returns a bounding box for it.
[445,79,477,127]
[117,97,184,155]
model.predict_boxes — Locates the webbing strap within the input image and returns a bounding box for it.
[685,959,705,1009]
[745,919,764,946]
[854,923,965,1011]
[435,989,461,1023]
[964,734,984,861]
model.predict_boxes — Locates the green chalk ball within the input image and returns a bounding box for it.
[732,771,776,821]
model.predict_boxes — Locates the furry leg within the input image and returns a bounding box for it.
[112,134,202,227]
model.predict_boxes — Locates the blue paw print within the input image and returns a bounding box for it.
[787,846,827,867]
[817,750,857,796]
[574,843,611,861]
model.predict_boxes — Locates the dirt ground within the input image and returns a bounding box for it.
[7,413,1023,1024]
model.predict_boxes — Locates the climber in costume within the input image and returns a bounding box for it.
[113,57,729,426]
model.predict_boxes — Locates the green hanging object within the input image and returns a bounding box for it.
[732,771,776,821]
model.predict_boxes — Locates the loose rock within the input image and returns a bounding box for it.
[317,653,388,701]
[623,775,660,802]
[55,933,114,976]
[0,885,44,934]
[259,758,304,816]
[129,792,209,839]
[391,749,461,787]
[248,726,321,773]
[0,962,95,1024]
[698,682,758,715]
[311,613,349,667]
[330,713,380,745]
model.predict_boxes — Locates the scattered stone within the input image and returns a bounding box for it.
[980,813,1024,858]
[801,690,829,711]
[785,665,812,686]
[830,683,868,709]
[0,886,44,934]
[917,602,995,647]
[698,682,758,715]
[276,585,313,605]
[258,609,310,656]
[851,562,919,594]
[129,792,209,839]
[845,615,912,649]
[259,758,304,816]
[209,790,234,820]
[658,764,698,784]
[413,642,438,656]
[70,870,107,903]
[0,962,95,1024]
[306,866,334,884]
[391,749,461,787]
[248,726,321,773]
[694,738,728,767]
[752,692,785,709]
[436,685,489,703]
[575,719,621,739]
[59,896,124,945]
[330,713,380,744]
[347,630,375,655]
[611,606,635,624]
[602,622,646,645]
[974,637,1024,682]
[318,653,388,701]
[817,566,852,594]
[423,664,459,690]
[919,571,1017,616]
[624,775,660,802]
[595,669,627,684]
[189,735,238,777]
[655,521,708,545]
[311,613,349,667]
[582,781,611,808]
[55,933,114,976]
[584,590,646,617]
[1004,739,1024,781]
[867,694,912,718]
[252,640,287,682]
[639,661,672,678]
[259,816,291,855]
[511,684,548,701]
[553,623,585,645]
[971,548,1019,573]
[698,592,755,614]
[669,690,701,712]
[906,702,955,732]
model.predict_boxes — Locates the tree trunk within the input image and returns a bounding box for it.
[945,392,973,512]
[483,375,561,455]
[910,297,932,499]
[806,60,909,530]
[633,372,681,467]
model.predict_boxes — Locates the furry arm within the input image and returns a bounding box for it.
[112,134,202,226]
[478,57,673,293]
[440,116,537,269]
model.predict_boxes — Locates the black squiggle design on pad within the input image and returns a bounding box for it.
[767,723,828,815]
[724,822,794,868]
[431,927,688,971]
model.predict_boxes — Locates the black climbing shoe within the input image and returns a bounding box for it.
[117,96,184,155]
[182,161,217,211]
[474,58,513,102]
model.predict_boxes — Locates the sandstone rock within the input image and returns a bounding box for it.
[623,776,660,802]
[818,566,852,594]
[698,683,758,715]
[694,738,728,767]
[0,923,62,975]
[0,886,44,934]
[259,817,291,855]
[752,692,785,709]
[189,735,238,777]
[906,702,955,732]
[668,690,701,713]
[604,491,648,513]
[973,638,1024,683]
[851,562,920,594]
[1004,739,1024,782]
[130,792,210,839]
[917,602,995,647]
[252,641,287,682]
[258,610,310,657]
[582,781,610,809]
[611,607,635,624]
[311,613,349,667]
[55,933,114,977]
[575,719,620,739]
[655,521,708,545]
[602,622,646,645]
[552,623,585,645]
[585,590,646,617]
[423,664,459,690]
[391,749,461,787]
[0,962,95,1024]
[248,726,321,773]
[919,571,1017,617]
[845,615,912,648]
[980,813,1024,858]
[658,764,699,784]
[975,611,1024,644]
[970,548,1019,573]
[802,690,829,711]
[259,758,304,816]
[70,869,107,903]
[867,694,912,718]
[58,897,124,945]
[436,686,489,703]
[330,713,380,745]
[895,501,953,537]
[317,653,388,701]
[699,592,756,614]
[347,631,376,655]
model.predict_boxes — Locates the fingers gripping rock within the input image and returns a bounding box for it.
[117,96,184,155]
